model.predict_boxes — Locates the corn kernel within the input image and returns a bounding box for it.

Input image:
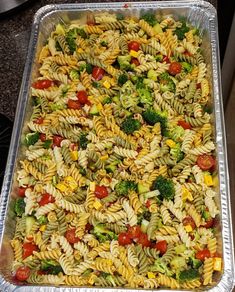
[204,174,213,186]
[185,225,193,232]
[129,50,139,58]
[166,139,176,148]
[70,150,78,161]
[100,155,109,161]
[65,176,78,191]
[90,182,96,192]
[56,183,68,192]
[182,187,193,202]
[39,225,46,232]
[213,257,222,271]
[147,272,156,279]
[103,80,111,89]
[93,200,102,210]
[97,103,103,111]
[77,48,84,54]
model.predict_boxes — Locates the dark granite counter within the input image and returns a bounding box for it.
[0,0,217,121]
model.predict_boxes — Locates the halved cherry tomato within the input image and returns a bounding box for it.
[95,185,108,199]
[65,228,80,244]
[15,266,31,281]
[155,240,167,255]
[68,99,81,110]
[32,80,54,89]
[92,66,105,81]
[196,83,201,89]
[85,223,93,231]
[184,50,192,56]
[35,117,44,124]
[128,41,140,52]
[127,225,141,239]
[168,62,182,75]
[146,199,151,208]
[178,120,192,130]
[195,249,210,261]
[183,216,196,230]
[118,232,132,246]
[163,55,170,63]
[53,135,63,147]
[39,193,55,206]
[76,90,89,105]
[87,14,95,25]
[22,243,38,259]
[203,218,214,229]
[40,133,47,142]
[197,154,216,171]
[18,187,27,197]
[131,58,140,66]
[137,233,151,247]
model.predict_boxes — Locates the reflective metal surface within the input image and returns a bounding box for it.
[0,0,30,14]
[0,1,234,291]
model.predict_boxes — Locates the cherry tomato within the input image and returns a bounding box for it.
[35,117,44,124]
[196,83,201,89]
[131,58,140,66]
[168,62,182,75]
[146,199,151,208]
[155,240,167,255]
[118,232,132,246]
[32,80,54,89]
[92,66,105,81]
[163,55,170,63]
[40,133,47,142]
[197,154,216,171]
[53,135,63,147]
[137,233,151,247]
[37,270,47,275]
[183,216,196,230]
[178,120,192,130]
[15,266,31,281]
[18,187,27,197]
[22,243,38,259]
[127,225,141,239]
[39,193,55,206]
[128,41,140,52]
[87,14,95,25]
[65,228,80,244]
[95,185,108,199]
[195,249,211,261]
[68,99,81,110]
[184,50,192,56]
[203,218,214,229]
[76,90,89,105]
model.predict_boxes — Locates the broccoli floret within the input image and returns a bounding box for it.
[151,259,173,276]
[137,88,153,106]
[66,28,87,53]
[43,139,53,149]
[38,215,48,225]
[25,132,39,146]
[181,62,192,73]
[14,198,26,216]
[151,175,175,201]
[41,260,63,275]
[178,269,200,282]
[50,103,66,111]
[142,109,167,130]
[203,103,213,114]
[121,116,141,134]
[79,132,88,149]
[93,224,117,242]
[175,21,190,40]
[103,97,113,104]
[117,55,132,70]
[86,63,93,74]
[118,74,128,86]
[79,167,86,176]
[141,13,157,26]
[189,257,202,269]
[170,143,184,162]
[155,54,163,62]
[115,180,137,196]
[159,73,176,93]
[135,76,145,89]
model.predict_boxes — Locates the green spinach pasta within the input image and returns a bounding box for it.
[12,10,222,289]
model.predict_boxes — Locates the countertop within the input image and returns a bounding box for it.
[0,0,217,121]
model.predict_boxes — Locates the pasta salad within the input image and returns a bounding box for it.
[11,11,222,289]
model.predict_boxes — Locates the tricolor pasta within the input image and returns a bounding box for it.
[12,11,221,289]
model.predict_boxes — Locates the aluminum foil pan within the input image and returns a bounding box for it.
[0,1,234,291]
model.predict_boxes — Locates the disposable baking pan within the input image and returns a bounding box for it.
[0,1,234,291]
